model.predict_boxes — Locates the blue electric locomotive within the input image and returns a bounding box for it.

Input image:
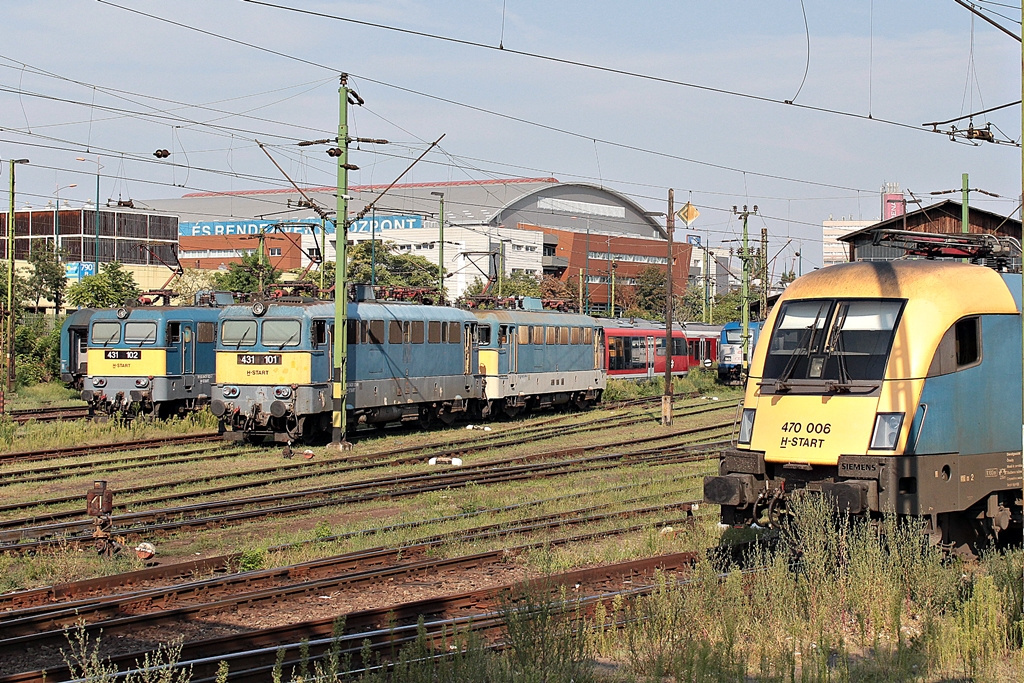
[81,305,222,417]
[59,308,95,389]
[717,320,762,383]
[211,299,481,441]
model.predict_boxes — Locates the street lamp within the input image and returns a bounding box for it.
[75,156,103,270]
[431,191,445,304]
[53,183,77,256]
[6,158,29,395]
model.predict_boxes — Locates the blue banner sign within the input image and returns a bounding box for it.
[65,262,96,281]
[179,218,326,237]
[348,215,424,234]
[686,234,702,246]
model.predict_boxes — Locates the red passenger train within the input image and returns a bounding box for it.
[596,319,719,380]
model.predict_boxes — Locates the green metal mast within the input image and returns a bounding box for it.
[332,75,352,449]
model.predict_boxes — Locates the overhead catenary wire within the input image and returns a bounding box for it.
[89,0,941,196]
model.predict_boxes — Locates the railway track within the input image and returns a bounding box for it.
[0,505,709,679]
[0,431,727,552]
[0,496,701,643]
[0,538,770,683]
[0,432,222,465]
[0,391,742,681]
[6,405,91,425]
[0,397,736,520]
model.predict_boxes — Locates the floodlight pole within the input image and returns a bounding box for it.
[332,74,352,450]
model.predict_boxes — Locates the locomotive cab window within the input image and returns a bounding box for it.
[763,298,904,385]
[222,320,257,347]
[262,319,301,347]
[125,321,157,345]
[91,321,121,345]
[167,322,181,344]
[477,324,492,346]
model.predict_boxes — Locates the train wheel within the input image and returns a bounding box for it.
[437,405,457,426]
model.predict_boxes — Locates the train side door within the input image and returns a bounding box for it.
[646,335,655,379]
[497,325,511,375]
[182,324,195,389]
[166,322,183,376]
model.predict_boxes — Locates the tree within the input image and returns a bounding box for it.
[67,261,141,309]
[347,241,440,290]
[634,266,667,318]
[540,275,569,300]
[27,244,68,312]
[171,268,217,306]
[462,271,542,300]
[211,252,280,294]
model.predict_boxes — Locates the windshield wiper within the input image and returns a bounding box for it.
[774,307,825,391]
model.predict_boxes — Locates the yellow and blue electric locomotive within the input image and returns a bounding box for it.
[81,304,222,417]
[704,260,1023,551]
[473,308,604,418]
[211,299,481,441]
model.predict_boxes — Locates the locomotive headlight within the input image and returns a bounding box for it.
[92,377,107,388]
[870,412,904,450]
[222,385,240,399]
[134,378,150,388]
[273,386,292,399]
[738,408,756,444]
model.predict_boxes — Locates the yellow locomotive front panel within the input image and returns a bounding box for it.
[216,352,312,385]
[87,348,167,377]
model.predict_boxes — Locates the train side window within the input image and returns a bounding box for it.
[955,317,980,367]
[447,322,461,344]
[344,320,357,346]
[389,320,403,344]
[559,327,569,344]
[167,322,181,344]
[368,320,385,344]
[673,338,686,357]
[478,324,492,346]
[197,322,215,344]
[545,326,556,344]
[655,338,666,357]
[570,327,580,345]
[428,321,442,343]
[518,326,530,345]
[410,321,425,344]
[531,326,543,345]
[583,328,593,344]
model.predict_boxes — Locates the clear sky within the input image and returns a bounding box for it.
[1,1,1021,270]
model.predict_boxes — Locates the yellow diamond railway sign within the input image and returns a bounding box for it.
[676,202,699,226]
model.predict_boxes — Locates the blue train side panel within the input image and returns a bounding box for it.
[908,312,1022,456]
